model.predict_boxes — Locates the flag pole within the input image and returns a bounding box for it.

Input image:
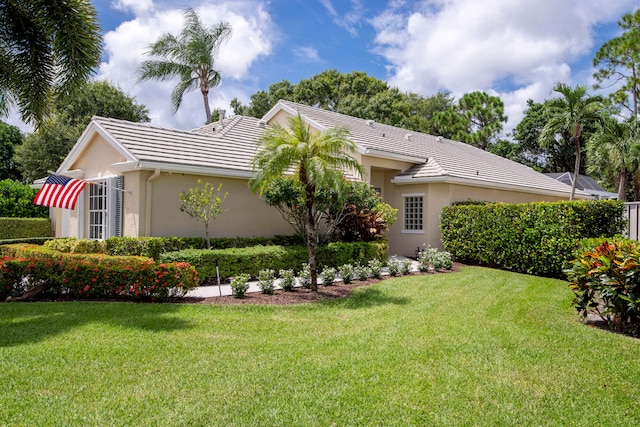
[47,171,132,194]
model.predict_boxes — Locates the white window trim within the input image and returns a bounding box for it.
[402,193,425,234]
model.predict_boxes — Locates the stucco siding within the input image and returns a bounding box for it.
[148,173,292,238]
[69,134,126,177]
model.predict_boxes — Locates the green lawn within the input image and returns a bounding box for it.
[1,267,639,426]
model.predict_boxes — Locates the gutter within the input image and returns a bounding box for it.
[390,175,593,199]
[145,169,161,236]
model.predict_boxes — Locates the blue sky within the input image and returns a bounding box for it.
[7,0,639,136]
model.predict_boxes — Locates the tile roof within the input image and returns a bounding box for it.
[271,100,582,196]
[91,115,267,174]
[81,101,582,197]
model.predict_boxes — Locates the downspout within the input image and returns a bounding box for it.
[145,169,161,236]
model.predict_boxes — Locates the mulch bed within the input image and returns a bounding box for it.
[182,262,463,305]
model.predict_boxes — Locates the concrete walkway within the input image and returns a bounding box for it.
[186,256,419,298]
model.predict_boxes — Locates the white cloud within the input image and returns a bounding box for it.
[293,46,321,62]
[111,0,154,15]
[372,0,638,134]
[319,0,364,36]
[97,1,274,129]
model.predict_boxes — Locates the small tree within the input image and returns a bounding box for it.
[179,180,227,249]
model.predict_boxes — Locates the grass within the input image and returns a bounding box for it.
[1,266,639,426]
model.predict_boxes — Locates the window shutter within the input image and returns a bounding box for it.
[108,176,124,237]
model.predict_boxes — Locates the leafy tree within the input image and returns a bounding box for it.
[179,180,228,249]
[539,83,603,199]
[230,70,453,134]
[0,179,48,218]
[0,121,22,180]
[260,175,396,243]
[15,81,150,181]
[137,7,232,125]
[0,0,101,124]
[432,91,507,150]
[593,9,640,117]
[512,99,576,172]
[250,113,365,291]
[587,117,640,200]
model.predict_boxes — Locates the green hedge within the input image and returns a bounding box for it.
[440,200,625,277]
[159,240,389,283]
[43,235,304,259]
[0,217,53,240]
[0,244,197,301]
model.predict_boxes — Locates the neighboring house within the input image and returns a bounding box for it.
[49,100,587,256]
[544,172,618,200]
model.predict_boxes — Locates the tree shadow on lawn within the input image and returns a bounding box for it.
[319,285,410,309]
[0,302,192,347]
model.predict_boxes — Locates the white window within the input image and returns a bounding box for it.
[85,176,124,240]
[403,194,424,233]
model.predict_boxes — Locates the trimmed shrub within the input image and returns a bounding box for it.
[230,274,250,298]
[320,267,337,286]
[159,241,388,284]
[440,199,625,277]
[0,244,197,301]
[45,237,106,254]
[387,256,401,277]
[299,263,312,288]
[354,264,370,281]
[367,259,384,279]
[278,269,295,291]
[565,240,640,337]
[257,268,276,294]
[0,217,53,240]
[338,264,355,284]
[418,245,453,272]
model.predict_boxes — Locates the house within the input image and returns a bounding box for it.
[49,100,587,256]
[544,172,618,200]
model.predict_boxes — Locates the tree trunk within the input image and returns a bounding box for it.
[570,127,582,201]
[300,165,318,291]
[202,90,212,125]
[205,223,211,249]
[617,170,628,201]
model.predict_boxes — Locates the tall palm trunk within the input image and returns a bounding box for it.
[300,166,318,291]
[201,88,211,124]
[617,171,628,201]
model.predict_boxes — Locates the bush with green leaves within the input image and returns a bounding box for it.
[320,267,336,286]
[387,256,401,276]
[418,245,453,272]
[0,179,49,218]
[354,264,370,281]
[278,269,295,291]
[441,199,624,277]
[0,217,53,240]
[565,240,640,337]
[367,259,384,279]
[230,274,251,298]
[338,264,355,284]
[299,263,312,288]
[400,259,413,275]
[257,268,276,294]
[0,244,197,301]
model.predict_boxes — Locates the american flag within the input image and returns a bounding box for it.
[33,174,87,210]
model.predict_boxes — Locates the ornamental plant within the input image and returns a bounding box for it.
[338,264,354,284]
[179,180,228,249]
[400,259,413,275]
[320,267,336,286]
[230,273,251,298]
[368,259,383,279]
[278,269,295,291]
[299,263,312,288]
[565,240,640,337]
[354,264,370,281]
[387,256,401,277]
[257,268,275,294]
[418,245,453,272]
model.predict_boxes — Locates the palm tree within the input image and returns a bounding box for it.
[250,114,365,291]
[587,117,640,201]
[137,8,231,124]
[0,0,102,124]
[539,83,603,199]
